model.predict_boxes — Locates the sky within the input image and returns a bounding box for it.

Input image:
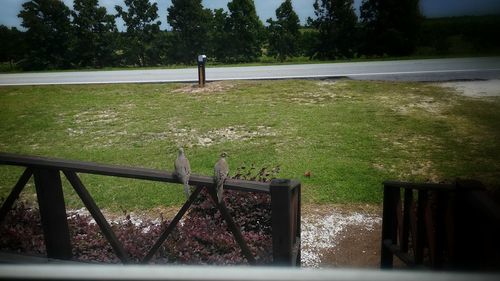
[1,0,500,31]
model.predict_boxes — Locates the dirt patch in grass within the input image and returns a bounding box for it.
[165,124,278,148]
[320,223,381,268]
[439,80,500,98]
[301,204,382,268]
[172,81,235,94]
[395,96,447,115]
[197,126,276,147]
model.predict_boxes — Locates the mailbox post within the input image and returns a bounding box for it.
[197,54,207,87]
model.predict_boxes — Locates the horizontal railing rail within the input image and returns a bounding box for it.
[0,152,270,193]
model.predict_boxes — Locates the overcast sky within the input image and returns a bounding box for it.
[1,0,500,31]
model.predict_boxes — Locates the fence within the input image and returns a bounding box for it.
[0,152,301,266]
[380,180,500,270]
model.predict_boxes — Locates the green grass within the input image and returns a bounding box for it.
[1,80,499,211]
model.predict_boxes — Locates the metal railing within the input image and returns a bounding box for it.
[381,180,500,270]
[0,152,301,266]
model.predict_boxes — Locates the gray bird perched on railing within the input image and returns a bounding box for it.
[174,147,191,199]
[214,152,229,203]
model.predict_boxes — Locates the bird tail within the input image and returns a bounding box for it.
[216,182,224,204]
[183,183,191,199]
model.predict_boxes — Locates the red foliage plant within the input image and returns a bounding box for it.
[0,165,275,264]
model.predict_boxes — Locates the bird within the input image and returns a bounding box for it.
[214,152,229,204]
[174,147,191,199]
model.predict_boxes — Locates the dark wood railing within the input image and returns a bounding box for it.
[381,180,500,270]
[0,152,301,266]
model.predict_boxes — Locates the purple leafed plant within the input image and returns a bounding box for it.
[0,164,276,264]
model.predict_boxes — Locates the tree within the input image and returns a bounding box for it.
[226,0,264,62]
[310,0,358,59]
[266,0,301,61]
[115,0,161,66]
[210,8,230,62]
[72,0,117,68]
[167,0,212,64]
[0,26,25,69]
[360,0,422,56]
[18,0,73,70]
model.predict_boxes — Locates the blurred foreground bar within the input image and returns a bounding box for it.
[0,265,499,281]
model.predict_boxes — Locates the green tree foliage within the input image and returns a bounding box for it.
[0,26,25,69]
[226,0,264,62]
[115,0,162,66]
[18,0,73,70]
[266,0,301,61]
[417,16,500,56]
[310,0,358,59]
[72,0,118,68]
[360,0,422,56]
[167,0,212,64]
[300,28,320,58]
[210,8,231,62]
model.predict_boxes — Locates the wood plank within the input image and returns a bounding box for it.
[383,240,416,266]
[270,179,293,266]
[63,171,129,264]
[33,168,72,260]
[142,185,203,263]
[0,168,32,225]
[208,187,256,265]
[380,185,399,269]
[401,189,413,253]
[295,184,301,266]
[383,180,454,191]
[415,190,428,264]
[0,152,269,193]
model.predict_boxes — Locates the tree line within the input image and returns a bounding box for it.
[1,0,498,71]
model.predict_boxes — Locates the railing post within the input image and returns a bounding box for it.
[270,179,294,266]
[295,183,301,266]
[33,168,72,260]
[381,183,400,269]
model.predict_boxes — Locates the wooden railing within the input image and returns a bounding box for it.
[381,180,500,270]
[0,152,301,266]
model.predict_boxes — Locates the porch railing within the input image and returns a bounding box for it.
[381,180,500,270]
[0,152,301,266]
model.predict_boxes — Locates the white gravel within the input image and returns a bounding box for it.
[301,210,381,268]
[439,79,500,97]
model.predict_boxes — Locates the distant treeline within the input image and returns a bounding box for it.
[0,0,499,71]
[417,15,500,56]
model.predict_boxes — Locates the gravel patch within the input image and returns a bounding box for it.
[439,79,500,97]
[301,207,381,267]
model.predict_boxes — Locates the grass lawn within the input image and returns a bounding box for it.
[0,79,499,211]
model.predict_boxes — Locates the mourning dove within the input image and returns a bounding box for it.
[174,147,191,199]
[214,152,229,203]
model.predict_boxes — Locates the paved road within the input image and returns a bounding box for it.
[1,57,499,86]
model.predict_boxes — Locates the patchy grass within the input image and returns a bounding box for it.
[0,79,499,211]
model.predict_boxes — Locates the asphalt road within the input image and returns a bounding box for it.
[1,57,499,86]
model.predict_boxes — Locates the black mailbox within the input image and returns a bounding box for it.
[197,54,207,66]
